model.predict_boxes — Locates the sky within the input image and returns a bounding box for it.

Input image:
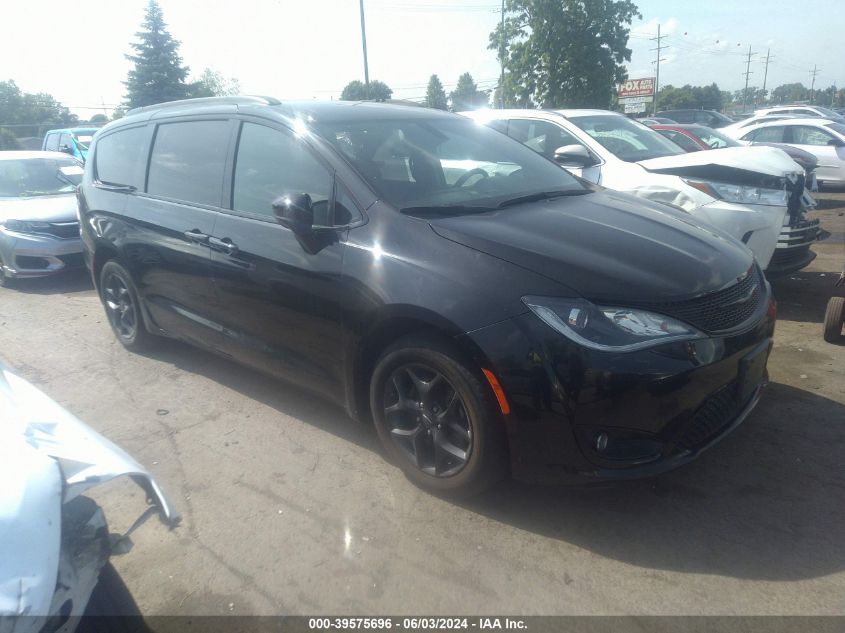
[1,0,843,119]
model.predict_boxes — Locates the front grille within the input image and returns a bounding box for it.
[35,222,80,240]
[635,266,763,333]
[675,382,738,450]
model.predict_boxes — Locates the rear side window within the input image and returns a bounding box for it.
[147,120,230,206]
[94,126,148,189]
[232,122,332,220]
[791,126,836,146]
[44,133,60,151]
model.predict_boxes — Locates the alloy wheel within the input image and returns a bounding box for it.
[103,273,137,340]
[383,364,473,477]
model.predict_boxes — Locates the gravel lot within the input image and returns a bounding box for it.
[1,192,843,616]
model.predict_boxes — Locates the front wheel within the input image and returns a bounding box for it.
[370,336,507,497]
[99,260,154,352]
[823,296,844,343]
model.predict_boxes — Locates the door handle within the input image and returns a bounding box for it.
[184,229,210,244]
[208,236,239,255]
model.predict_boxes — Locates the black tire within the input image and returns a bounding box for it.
[823,296,845,343]
[99,260,154,351]
[370,335,508,497]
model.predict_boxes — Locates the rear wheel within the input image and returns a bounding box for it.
[370,336,507,496]
[99,260,154,351]
[823,296,845,343]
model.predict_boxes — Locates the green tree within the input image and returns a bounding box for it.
[124,0,191,108]
[340,80,393,101]
[0,80,78,137]
[190,68,240,98]
[0,128,21,150]
[424,75,448,110]
[770,83,810,105]
[490,0,640,109]
[89,113,109,125]
[657,84,723,111]
[449,73,489,111]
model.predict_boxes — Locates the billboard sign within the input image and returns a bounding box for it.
[618,78,655,99]
[623,101,648,114]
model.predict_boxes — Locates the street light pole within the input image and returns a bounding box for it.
[359,0,370,99]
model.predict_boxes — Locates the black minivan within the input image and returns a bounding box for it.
[79,96,775,495]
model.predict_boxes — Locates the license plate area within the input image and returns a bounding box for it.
[737,341,769,406]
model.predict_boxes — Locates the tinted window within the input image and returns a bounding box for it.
[792,126,836,146]
[59,134,73,151]
[690,126,739,149]
[334,184,361,226]
[95,126,148,189]
[671,111,694,123]
[746,126,785,142]
[147,120,230,206]
[44,133,60,152]
[233,122,332,221]
[488,119,508,134]
[507,119,581,160]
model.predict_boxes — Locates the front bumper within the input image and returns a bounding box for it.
[461,299,775,484]
[695,199,786,270]
[766,216,821,278]
[0,229,83,279]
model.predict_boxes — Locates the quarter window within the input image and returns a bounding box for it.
[232,122,332,220]
[147,120,230,206]
[95,126,149,189]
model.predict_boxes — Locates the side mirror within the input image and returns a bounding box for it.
[272,193,314,234]
[827,138,845,148]
[553,145,597,167]
[59,144,74,155]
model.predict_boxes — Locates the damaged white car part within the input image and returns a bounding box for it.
[462,109,820,276]
[0,363,178,633]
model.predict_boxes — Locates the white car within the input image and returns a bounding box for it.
[462,109,819,275]
[721,114,803,139]
[754,105,845,125]
[735,118,845,187]
[0,361,178,632]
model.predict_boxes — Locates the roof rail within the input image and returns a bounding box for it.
[126,95,281,116]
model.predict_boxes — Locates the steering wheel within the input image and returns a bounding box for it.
[453,168,490,188]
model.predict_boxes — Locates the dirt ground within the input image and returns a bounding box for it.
[1,191,843,616]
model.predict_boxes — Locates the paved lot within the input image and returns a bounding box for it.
[1,193,844,616]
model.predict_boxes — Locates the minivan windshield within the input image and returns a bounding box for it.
[313,116,587,212]
[0,157,83,198]
[568,114,686,162]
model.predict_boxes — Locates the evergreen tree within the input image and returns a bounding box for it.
[340,80,393,101]
[425,75,448,110]
[449,73,489,111]
[124,0,191,108]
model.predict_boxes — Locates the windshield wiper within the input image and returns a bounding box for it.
[495,189,591,209]
[400,204,497,216]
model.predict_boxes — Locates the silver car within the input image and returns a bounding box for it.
[0,151,84,287]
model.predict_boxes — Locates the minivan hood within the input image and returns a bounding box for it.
[0,194,78,223]
[638,145,802,179]
[429,189,752,303]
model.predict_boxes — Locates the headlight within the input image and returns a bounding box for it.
[1,220,51,234]
[523,296,704,352]
[684,179,788,207]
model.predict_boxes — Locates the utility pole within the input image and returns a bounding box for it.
[649,23,669,115]
[759,48,772,106]
[499,0,505,108]
[742,45,755,112]
[809,65,820,104]
[359,0,370,100]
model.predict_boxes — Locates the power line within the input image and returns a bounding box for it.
[650,23,669,115]
[809,64,820,103]
[741,45,755,111]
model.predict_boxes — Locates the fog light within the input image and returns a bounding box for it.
[595,432,609,453]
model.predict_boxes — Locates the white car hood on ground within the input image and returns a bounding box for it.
[638,145,803,178]
[0,363,178,626]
